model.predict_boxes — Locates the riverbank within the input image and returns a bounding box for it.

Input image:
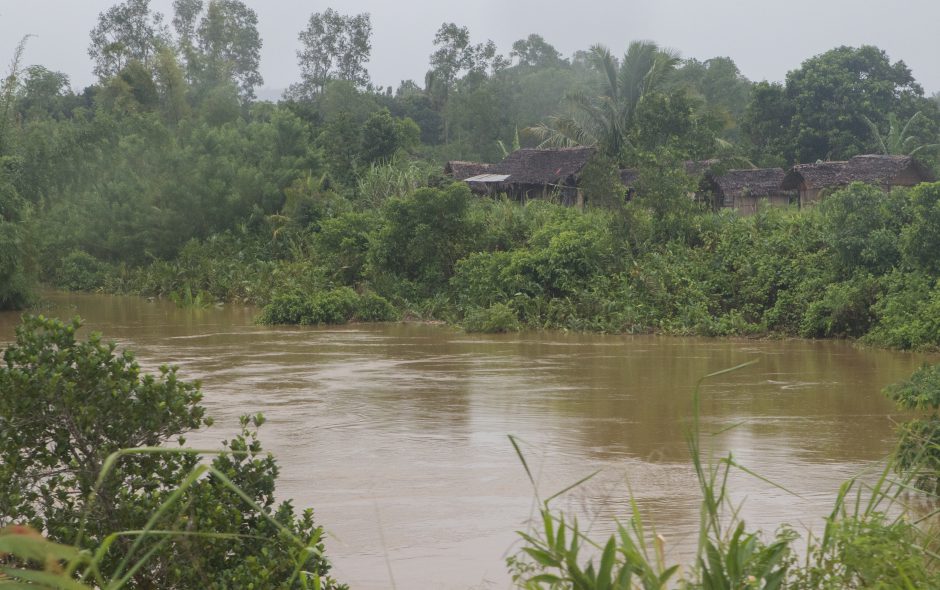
[40,181,940,353]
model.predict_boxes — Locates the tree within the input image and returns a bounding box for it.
[785,45,931,162]
[428,23,504,89]
[368,183,477,298]
[88,0,169,80]
[428,23,505,143]
[0,37,36,310]
[359,109,418,163]
[510,34,564,68]
[527,41,680,161]
[171,0,263,101]
[740,81,794,167]
[901,182,940,274]
[16,66,73,120]
[194,0,263,100]
[0,315,346,589]
[289,9,372,98]
[670,57,751,139]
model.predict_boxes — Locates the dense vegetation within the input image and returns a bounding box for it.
[4,4,940,587]
[0,315,345,589]
[0,1,938,351]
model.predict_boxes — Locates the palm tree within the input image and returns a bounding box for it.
[526,41,679,159]
[863,111,940,157]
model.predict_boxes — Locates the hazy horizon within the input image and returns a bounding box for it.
[2,0,939,97]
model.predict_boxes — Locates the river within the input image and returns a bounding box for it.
[0,292,930,589]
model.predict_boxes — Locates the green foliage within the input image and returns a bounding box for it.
[0,315,345,589]
[819,182,907,276]
[884,364,940,494]
[801,274,880,338]
[515,365,940,590]
[257,287,397,325]
[744,45,938,164]
[864,271,940,350]
[55,250,111,291]
[0,216,35,310]
[355,291,399,322]
[901,182,940,273]
[528,41,680,161]
[464,303,520,333]
[885,363,940,411]
[578,153,626,209]
[290,9,372,98]
[368,183,477,299]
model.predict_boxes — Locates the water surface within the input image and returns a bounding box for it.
[0,293,929,589]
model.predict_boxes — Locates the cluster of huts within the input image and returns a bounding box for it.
[445,147,935,214]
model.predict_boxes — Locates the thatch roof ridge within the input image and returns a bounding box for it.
[712,168,787,198]
[840,154,935,185]
[782,154,935,190]
[781,161,848,190]
[490,146,596,185]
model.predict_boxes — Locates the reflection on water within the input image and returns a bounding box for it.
[0,292,932,589]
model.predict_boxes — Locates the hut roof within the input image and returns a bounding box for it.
[489,147,596,185]
[781,155,935,191]
[780,161,848,190]
[711,168,787,199]
[444,161,491,180]
[839,154,934,185]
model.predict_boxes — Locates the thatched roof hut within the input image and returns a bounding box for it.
[488,147,596,185]
[444,161,491,180]
[703,168,794,214]
[839,154,934,186]
[460,147,597,205]
[782,155,934,207]
[711,168,788,200]
[780,161,848,192]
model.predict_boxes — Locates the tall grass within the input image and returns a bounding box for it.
[509,362,940,589]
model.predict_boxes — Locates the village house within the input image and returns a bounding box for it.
[702,168,796,215]
[781,154,933,207]
[446,147,597,206]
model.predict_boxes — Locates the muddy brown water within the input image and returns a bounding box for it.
[0,292,932,589]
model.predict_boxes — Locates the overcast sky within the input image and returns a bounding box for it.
[2,0,939,97]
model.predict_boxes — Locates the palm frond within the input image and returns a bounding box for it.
[588,44,619,102]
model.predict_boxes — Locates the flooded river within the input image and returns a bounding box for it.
[0,292,931,589]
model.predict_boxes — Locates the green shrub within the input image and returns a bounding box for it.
[800,274,880,338]
[883,363,940,493]
[55,250,109,291]
[257,292,314,325]
[464,302,521,333]
[865,271,940,350]
[306,287,359,325]
[355,291,399,322]
[259,288,395,325]
[0,315,345,589]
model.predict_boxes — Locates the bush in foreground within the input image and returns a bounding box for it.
[0,315,345,589]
